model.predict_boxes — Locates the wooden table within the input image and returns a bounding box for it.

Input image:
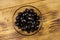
[0,0,60,40]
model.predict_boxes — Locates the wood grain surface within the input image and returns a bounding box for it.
[0,0,60,40]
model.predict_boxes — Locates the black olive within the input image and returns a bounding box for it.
[21,19,26,23]
[34,26,39,31]
[29,9,34,13]
[30,9,34,12]
[34,15,40,20]
[32,21,39,25]
[24,9,29,13]
[36,16,40,20]
[27,17,34,21]
[26,26,31,33]
[21,27,26,31]
[31,25,35,32]
[28,13,32,17]
[33,12,37,16]
[27,21,33,25]
[16,16,20,20]
[18,12,23,16]
[15,22,20,26]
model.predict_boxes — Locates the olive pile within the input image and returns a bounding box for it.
[15,9,40,33]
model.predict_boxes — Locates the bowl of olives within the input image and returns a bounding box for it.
[12,5,43,36]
